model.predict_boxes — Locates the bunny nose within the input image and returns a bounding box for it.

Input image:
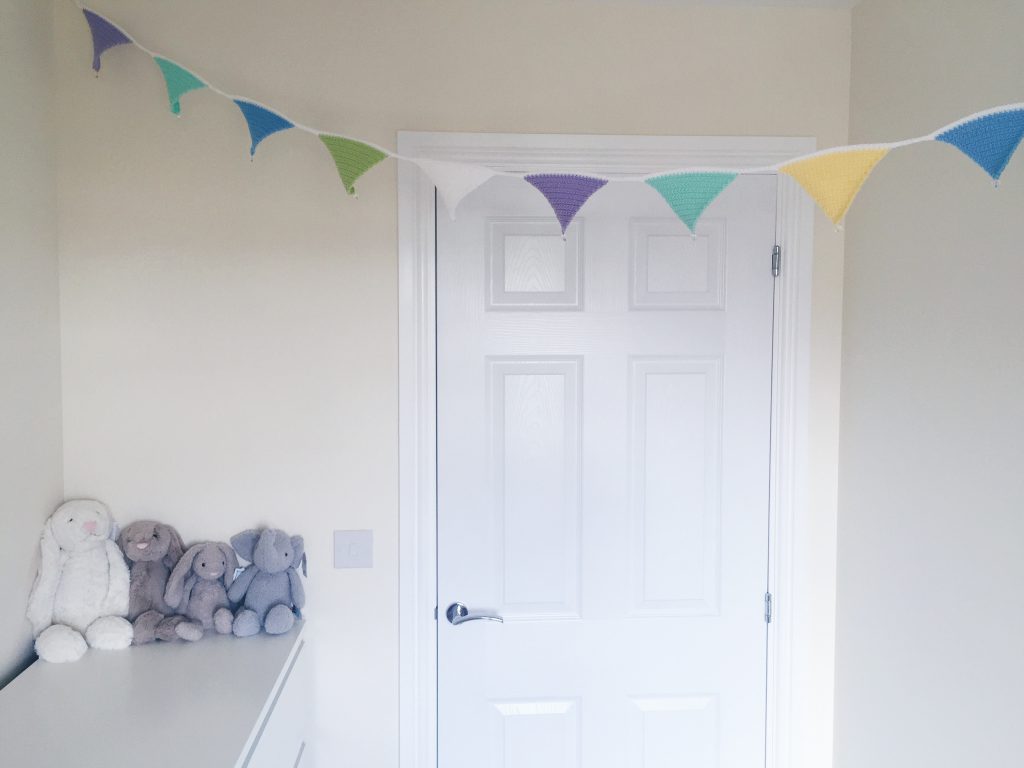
[83,520,97,534]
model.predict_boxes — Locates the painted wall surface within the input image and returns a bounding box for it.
[0,0,63,687]
[54,2,850,764]
[837,2,1024,766]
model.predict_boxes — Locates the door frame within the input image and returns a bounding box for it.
[397,131,832,768]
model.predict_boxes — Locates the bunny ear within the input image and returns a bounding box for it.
[99,503,118,541]
[165,543,201,609]
[116,523,130,551]
[26,519,62,635]
[40,518,60,557]
[218,543,239,588]
[163,525,186,568]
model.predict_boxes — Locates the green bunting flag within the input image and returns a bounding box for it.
[646,172,738,232]
[319,135,389,196]
[153,57,205,115]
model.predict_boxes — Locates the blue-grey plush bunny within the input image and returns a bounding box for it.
[227,529,306,636]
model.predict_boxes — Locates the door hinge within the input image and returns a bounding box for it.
[433,605,438,621]
[764,592,773,624]
[771,245,782,278]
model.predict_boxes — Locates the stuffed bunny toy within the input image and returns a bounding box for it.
[165,542,238,635]
[26,500,134,663]
[119,521,202,643]
[227,528,306,637]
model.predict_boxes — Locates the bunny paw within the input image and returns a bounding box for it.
[35,624,88,663]
[86,616,133,650]
[214,608,233,634]
[175,620,203,642]
[132,610,163,645]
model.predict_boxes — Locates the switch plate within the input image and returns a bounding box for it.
[333,529,373,569]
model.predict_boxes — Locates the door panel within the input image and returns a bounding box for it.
[437,172,776,768]
[629,356,721,616]
[491,357,582,618]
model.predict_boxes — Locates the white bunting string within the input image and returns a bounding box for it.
[71,1,1024,227]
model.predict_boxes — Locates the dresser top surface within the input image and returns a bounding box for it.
[0,623,305,768]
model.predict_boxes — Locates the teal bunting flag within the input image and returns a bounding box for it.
[935,108,1024,181]
[154,58,205,115]
[646,172,738,232]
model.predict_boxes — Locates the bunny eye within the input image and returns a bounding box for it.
[201,562,206,568]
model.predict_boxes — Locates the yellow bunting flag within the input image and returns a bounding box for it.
[780,148,889,225]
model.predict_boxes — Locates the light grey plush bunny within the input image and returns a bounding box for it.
[165,542,238,635]
[227,529,306,637]
[119,521,202,643]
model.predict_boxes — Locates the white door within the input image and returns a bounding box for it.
[436,170,777,768]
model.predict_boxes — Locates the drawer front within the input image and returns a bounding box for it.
[244,640,311,768]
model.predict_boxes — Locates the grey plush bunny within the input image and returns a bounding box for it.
[165,542,238,635]
[227,529,306,637]
[119,521,202,643]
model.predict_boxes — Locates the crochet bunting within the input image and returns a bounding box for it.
[83,9,132,73]
[414,159,497,219]
[154,58,205,115]
[69,12,1024,230]
[780,148,889,225]
[935,108,1024,181]
[319,136,389,196]
[233,100,294,156]
[646,172,737,232]
[525,174,608,234]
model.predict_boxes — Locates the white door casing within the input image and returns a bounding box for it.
[397,133,831,768]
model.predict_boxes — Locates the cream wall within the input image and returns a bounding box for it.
[0,0,63,687]
[837,2,1024,766]
[54,1,850,764]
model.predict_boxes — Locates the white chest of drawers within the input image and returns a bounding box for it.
[0,623,310,767]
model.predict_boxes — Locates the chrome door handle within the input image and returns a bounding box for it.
[446,602,504,626]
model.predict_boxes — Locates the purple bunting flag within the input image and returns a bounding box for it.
[525,174,608,234]
[82,9,132,73]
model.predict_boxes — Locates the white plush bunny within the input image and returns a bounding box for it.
[26,500,133,662]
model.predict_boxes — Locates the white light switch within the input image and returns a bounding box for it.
[333,529,373,569]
